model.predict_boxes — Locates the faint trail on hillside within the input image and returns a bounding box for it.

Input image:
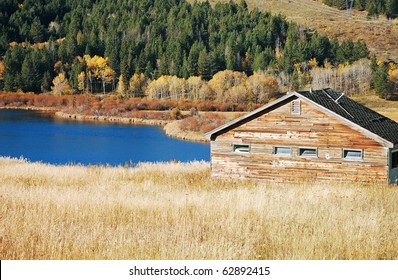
[273,0,392,24]
[262,0,398,62]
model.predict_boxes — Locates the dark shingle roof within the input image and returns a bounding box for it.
[204,88,398,145]
[298,88,398,145]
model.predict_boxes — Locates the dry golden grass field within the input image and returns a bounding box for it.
[1,157,398,260]
[197,0,398,62]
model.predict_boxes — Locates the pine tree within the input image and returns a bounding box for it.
[309,33,331,66]
[70,57,86,90]
[181,54,190,79]
[370,54,378,73]
[197,49,212,80]
[252,47,275,72]
[3,45,26,91]
[187,42,205,76]
[291,68,300,91]
[373,63,389,98]
[105,32,121,75]
[353,40,369,61]
[0,31,9,57]
[120,52,133,89]
[41,71,53,92]
[29,17,45,43]
[355,0,367,10]
[225,36,237,70]
[336,39,355,64]
[21,51,41,92]
[386,0,398,18]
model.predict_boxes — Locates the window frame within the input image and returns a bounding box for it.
[233,143,250,153]
[298,147,318,158]
[392,149,398,169]
[274,146,292,156]
[342,149,363,161]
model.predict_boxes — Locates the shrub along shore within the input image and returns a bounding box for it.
[0,92,239,142]
[2,91,398,143]
[1,105,211,142]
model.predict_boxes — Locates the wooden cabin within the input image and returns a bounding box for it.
[204,88,398,184]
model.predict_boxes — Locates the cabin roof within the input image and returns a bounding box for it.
[204,88,398,147]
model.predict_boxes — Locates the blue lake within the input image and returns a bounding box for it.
[0,109,210,165]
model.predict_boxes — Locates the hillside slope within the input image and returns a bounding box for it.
[203,0,398,62]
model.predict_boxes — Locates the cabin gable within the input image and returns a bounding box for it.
[210,96,390,183]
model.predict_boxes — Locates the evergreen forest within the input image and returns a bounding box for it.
[1,0,394,101]
[323,0,398,18]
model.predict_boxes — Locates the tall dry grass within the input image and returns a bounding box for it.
[0,157,397,260]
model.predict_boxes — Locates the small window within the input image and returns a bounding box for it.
[233,144,250,153]
[274,146,292,156]
[299,147,317,157]
[392,150,398,169]
[291,100,301,115]
[343,149,363,160]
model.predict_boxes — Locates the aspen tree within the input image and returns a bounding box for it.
[51,73,73,95]
[77,72,86,92]
[116,75,126,98]
[129,73,147,98]
[187,76,203,100]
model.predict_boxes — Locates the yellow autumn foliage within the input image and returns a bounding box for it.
[83,55,115,93]
[77,71,86,92]
[129,73,147,97]
[51,73,73,95]
[246,72,279,104]
[0,61,4,80]
[116,75,126,97]
[208,70,247,102]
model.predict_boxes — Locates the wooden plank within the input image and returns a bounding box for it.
[210,97,390,183]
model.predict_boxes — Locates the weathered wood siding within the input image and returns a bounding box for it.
[211,97,389,183]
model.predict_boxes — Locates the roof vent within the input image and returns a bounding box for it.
[335,92,344,104]
[370,116,387,123]
[309,88,313,94]
[322,89,354,118]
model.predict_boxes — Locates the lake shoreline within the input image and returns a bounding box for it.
[0,105,208,143]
